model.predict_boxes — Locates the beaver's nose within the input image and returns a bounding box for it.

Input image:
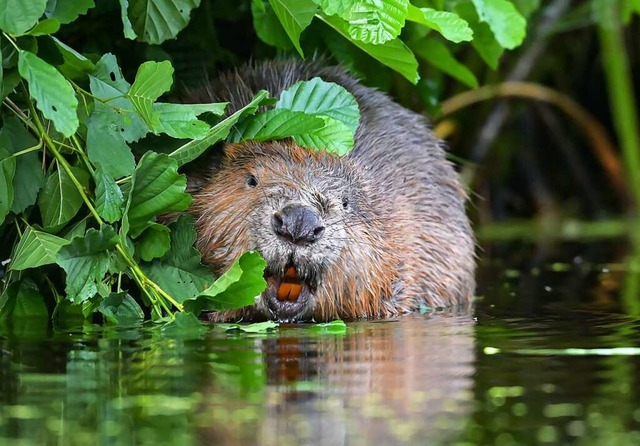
[272,205,325,245]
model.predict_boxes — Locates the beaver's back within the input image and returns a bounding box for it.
[193,60,475,309]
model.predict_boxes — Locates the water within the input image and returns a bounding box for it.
[2,242,640,445]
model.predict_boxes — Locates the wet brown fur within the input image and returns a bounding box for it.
[187,60,476,322]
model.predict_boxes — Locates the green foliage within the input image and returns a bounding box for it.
[0,0,533,326]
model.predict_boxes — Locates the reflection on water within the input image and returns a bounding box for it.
[3,241,640,445]
[0,313,475,446]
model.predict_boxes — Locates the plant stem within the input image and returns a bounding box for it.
[597,3,640,216]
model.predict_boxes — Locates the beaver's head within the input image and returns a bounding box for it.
[191,140,397,322]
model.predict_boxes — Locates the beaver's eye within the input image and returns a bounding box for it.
[247,174,258,188]
[342,196,349,210]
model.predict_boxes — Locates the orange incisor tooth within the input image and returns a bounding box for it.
[277,282,293,301]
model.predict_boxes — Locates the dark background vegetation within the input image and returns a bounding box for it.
[57,0,640,227]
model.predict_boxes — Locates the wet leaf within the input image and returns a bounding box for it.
[56,226,119,303]
[187,251,267,312]
[99,292,144,325]
[217,321,279,333]
[0,279,48,320]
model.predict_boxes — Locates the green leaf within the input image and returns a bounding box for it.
[169,90,271,166]
[292,116,354,156]
[18,50,79,137]
[128,0,202,44]
[312,0,355,16]
[230,108,324,142]
[86,102,137,179]
[56,226,119,303]
[93,164,124,223]
[252,0,294,50]
[119,0,137,39]
[137,223,170,261]
[0,279,48,320]
[10,226,70,271]
[218,321,279,333]
[411,37,478,88]
[0,147,16,225]
[321,14,419,83]
[49,36,95,79]
[99,292,144,325]
[0,0,47,35]
[154,102,227,139]
[160,312,208,336]
[0,117,43,215]
[343,0,408,45]
[38,167,89,232]
[276,77,360,133]
[126,151,191,237]
[45,0,95,24]
[187,251,267,312]
[38,165,89,232]
[512,0,540,18]
[456,2,503,69]
[406,6,473,43]
[471,0,526,49]
[142,216,213,302]
[267,0,317,56]
[25,18,60,36]
[310,319,347,334]
[128,60,174,130]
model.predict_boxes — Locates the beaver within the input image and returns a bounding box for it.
[187,60,475,322]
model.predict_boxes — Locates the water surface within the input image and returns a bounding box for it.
[2,241,640,445]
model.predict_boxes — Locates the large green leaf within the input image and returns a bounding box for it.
[169,90,270,166]
[142,216,214,302]
[99,292,144,325]
[136,223,170,261]
[456,2,503,69]
[0,147,16,225]
[267,0,317,56]
[321,14,419,83]
[185,251,267,312]
[38,164,89,232]
[127,0,201,44]
[312,0,355,16]
[10,226,70,271]
[406,6,473,43]
[0,279,48,320]
[89,53,148,142]
[412,37,478,88]
[252,0,294,50]
[154,102,227,139]
[49,36,95,80]
[0,0,47,35]
[276,77,360,133]
[230,109,324,142]
[86,101,136,179]
[18,50,79,137]
[470,0,526,49]
[343,0,408,45]
[56,226,119,303]
[93,164,124,223]
[128,60,174,130]
[25,18,60,36]
[118,0,137,38]
[292,116,354,156]
[125,151,191,237]
[45,0,95,24]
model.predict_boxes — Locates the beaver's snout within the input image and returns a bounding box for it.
[272,204,325,246]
